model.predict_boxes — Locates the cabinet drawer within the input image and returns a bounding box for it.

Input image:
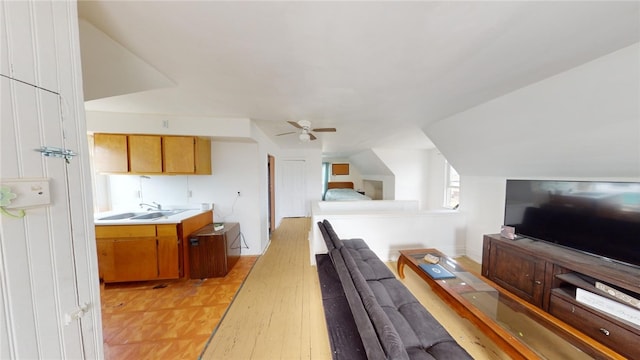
[95,225,157,238]
[549,291,639,358]
[156,224,178,237]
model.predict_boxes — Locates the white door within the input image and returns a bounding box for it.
[280,160,307,217]
[0,76,93,359]
[1,1,102,358]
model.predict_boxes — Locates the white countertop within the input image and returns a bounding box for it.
[94,209,211,225]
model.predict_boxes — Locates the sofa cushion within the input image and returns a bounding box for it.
[317,221,335,252]
[323,220,344,249]
[341,246,410,360]
[330,248,386,360]
[343,239,396,281]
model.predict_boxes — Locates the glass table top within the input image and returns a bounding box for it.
[407,252,592,360]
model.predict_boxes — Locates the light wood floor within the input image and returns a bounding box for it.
[203,217,508,359]
[202,217,332,359]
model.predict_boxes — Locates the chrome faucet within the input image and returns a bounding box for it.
[139,202,162,211]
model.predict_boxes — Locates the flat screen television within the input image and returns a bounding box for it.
[504,180,640,268]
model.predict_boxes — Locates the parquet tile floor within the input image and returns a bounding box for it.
[100,256,258,360]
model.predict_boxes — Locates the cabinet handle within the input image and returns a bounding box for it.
[534,280,542,285]
[599,328,610,336]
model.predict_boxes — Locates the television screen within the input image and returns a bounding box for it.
[504,180,640,268]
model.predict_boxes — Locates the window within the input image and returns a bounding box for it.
[444,162,460,209]
[322,162,330,198]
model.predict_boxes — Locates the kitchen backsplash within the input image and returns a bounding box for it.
[109,175,194,210]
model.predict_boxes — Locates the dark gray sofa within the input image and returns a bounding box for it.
[318,220,472,360]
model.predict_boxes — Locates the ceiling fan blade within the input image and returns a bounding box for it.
[309,133,317,141]
[276,131,295,136]
[287,121,303,129]
[312,128,336,132]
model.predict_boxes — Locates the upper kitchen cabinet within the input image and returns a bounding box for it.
[94,133,128,173]
[163,136,195,173]
[163,136,212,174]
[129,135,162,173]
[194,136,212,174]
[92,133,212,175]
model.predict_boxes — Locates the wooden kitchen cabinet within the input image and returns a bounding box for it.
[93,133,128,173]
[96,224,179,283]
[163,136,195,173]
[156,224,180,278]
[194,136,212,174]
[92,133,211,175]
[129,135,162,173]
[163,136,211,174]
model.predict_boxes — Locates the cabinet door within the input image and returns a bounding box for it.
[129,135,162,173]
[156,225,179,279]
[96,239,114,281]
[194,137,212,174]
[94,133,128,173]
[163,136,195,173]
[488,243,546,307]
[111,238,158,282]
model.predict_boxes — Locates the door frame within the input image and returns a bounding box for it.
[268,154,276,233]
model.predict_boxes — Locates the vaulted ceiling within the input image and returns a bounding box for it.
[78,1,640,158]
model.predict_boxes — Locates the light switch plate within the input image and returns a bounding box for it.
[1,178,51,208]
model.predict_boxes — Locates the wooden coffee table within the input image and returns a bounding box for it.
[397,249,622,360]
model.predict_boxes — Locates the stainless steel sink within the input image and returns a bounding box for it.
[130,210,187,220]
[96,210,188,221]
[130,212,166,220]
[97,212,140,220]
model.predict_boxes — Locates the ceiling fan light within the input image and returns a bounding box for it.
[299,132,311,142]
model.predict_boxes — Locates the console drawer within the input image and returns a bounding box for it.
[549,291,639,359]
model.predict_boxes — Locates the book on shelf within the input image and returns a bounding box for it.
[576,288,640,326]
[595,281,640,309]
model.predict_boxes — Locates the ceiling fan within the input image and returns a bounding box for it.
[276,120,336,142]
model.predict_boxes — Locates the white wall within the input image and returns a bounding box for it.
[348,150,395,199]
[373,148,431,209]
[425,149,448,210]
[459,176,506,262]
[86,111,252,138]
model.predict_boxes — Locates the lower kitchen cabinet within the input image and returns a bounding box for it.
[96,224,179,283]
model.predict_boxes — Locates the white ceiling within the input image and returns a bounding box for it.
[77,1,640,157]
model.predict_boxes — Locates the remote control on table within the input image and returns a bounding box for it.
[423,254,440,264]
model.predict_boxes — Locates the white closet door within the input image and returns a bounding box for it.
[280,160,307,217]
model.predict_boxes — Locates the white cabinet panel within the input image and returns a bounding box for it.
[3,1,36,84]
